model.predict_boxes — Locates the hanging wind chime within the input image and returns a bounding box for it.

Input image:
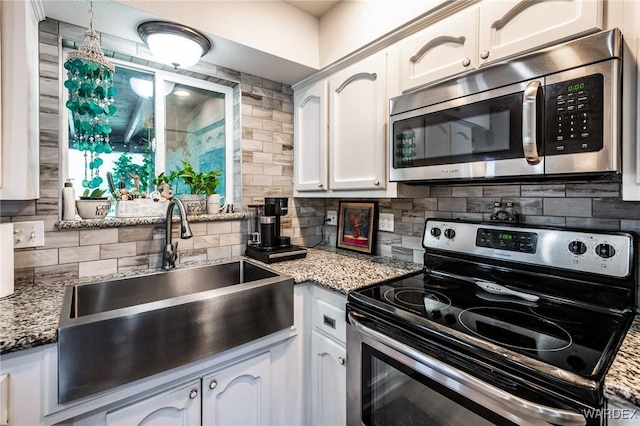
[64,1,117,190]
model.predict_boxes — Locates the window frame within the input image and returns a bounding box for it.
[60,50,236,209]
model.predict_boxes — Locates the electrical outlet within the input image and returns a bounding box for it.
[327,210,337,226]
[379,213,394,232]
[13,221,45,248]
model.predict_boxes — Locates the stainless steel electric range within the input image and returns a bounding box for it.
[346,218,636,426]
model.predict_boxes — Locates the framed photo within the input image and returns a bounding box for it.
[337,201,378,254]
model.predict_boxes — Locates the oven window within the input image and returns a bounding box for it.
[392,92,525,168]
[361,344,516,426]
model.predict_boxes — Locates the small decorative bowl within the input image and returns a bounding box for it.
[76,199,111,219]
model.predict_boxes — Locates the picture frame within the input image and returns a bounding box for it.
[337,200,378,254]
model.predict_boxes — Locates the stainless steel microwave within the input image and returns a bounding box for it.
[389,29,622,183]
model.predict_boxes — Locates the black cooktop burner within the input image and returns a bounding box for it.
[458,307,572,352]
[383,287,452,312]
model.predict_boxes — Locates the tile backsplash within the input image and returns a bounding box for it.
[2,18,640,310]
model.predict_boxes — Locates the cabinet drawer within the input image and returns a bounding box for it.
[312,297,346,344]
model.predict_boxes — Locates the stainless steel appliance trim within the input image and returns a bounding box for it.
[423,220,633,278]
[523,80,542,165]
[543,60,620,174]
[389,79,546,182]
[347,312,587,426]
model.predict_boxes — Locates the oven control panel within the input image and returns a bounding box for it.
[423,220,633,278]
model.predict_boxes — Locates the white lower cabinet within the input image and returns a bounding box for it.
[310,331,346,426]
[308,286,347,426]
[102,352,271,426]
[202,352,271,426]
[105,380,201,426]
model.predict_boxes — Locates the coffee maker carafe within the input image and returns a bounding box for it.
[245,197,307,263]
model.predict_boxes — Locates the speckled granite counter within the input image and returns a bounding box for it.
[55,212,244,229]
[604,315,640,410]
[0,248,421,356]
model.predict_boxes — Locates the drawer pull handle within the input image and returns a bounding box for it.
[323,315,336,329]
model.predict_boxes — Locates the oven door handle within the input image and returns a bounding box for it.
[348,312,586,426]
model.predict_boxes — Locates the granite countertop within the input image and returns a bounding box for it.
[0,248,421,355]
[3,247,639,411]
[604,315,640,410]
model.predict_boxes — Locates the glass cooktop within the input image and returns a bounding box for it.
[350,271,628,379]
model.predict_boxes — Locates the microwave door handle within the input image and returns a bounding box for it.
[523,80,542,165]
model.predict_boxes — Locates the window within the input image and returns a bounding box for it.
[62,53,236,210]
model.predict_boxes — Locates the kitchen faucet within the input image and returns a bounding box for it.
[162,198,193,270]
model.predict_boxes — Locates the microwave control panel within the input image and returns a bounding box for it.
[545,73,604,156]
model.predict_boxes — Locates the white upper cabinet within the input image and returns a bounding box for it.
[478,0,603,66]
[294,50,396,197]
[400,8,478,91]
[329,51,387,192]
[0,0,43,199]
[293,80,328,193]
[397,0,603,93]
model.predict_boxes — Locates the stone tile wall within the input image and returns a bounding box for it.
[0,18,326,285]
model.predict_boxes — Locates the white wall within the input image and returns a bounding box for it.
[318,0,449,66]
[117,0,321,69]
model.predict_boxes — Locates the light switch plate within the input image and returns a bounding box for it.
[13,221,45,248]
[379,213,394,232]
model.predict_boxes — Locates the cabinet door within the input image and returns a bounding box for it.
[478,0,603,66]
[294,79,329,192]
[105,380,201,426]
[202,352,271,426]
[400,8,478,91]
[310,330,347,426]
[329,52,387,191]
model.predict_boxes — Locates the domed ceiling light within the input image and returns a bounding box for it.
[137,21,212,69]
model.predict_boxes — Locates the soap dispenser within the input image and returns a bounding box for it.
[62,179,76,220]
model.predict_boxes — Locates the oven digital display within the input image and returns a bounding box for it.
[476,228,537,253]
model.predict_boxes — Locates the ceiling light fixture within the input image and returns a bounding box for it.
[137,21,212,69]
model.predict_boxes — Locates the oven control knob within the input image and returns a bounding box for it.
[568,241,587,255]
[430,227,441,238]
[444,229,456,239]
[595,243,616,259]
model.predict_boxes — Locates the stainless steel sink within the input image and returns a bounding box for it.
[58,260,293,403]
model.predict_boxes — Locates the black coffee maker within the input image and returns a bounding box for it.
[245,197,307,263]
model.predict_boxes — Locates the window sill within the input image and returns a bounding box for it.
[55,212,245,230]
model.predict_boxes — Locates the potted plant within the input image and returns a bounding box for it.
[76,188,112,219]
[172,161,223,214]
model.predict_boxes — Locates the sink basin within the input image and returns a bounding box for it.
[58,260,293,403]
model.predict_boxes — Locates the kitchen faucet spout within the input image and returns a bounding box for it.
[162,198,193,270]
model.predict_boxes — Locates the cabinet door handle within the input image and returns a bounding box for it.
[209,380,218,390]
[338,357,346,366]
[462,58,471,67]
[335,73,377,94]
[373,180,380,186]
[189,388,199,399]
[318,182,323,188]
[480,50,490,60]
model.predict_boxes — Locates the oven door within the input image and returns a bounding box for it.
[389,79,545,182]
[346,310,589,426]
